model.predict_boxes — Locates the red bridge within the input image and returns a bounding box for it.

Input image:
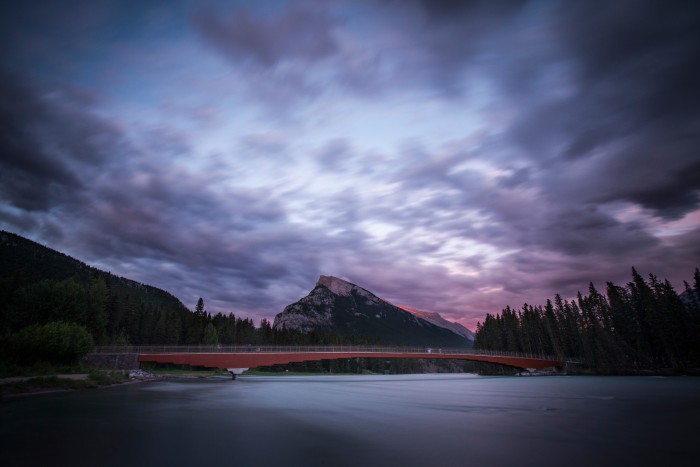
[95,346,569,378]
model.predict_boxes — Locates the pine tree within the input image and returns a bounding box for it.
[202,322,219,345]
[195,297,205,317]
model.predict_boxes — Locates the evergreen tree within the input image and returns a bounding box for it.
[195,298,205,317]
[202,323,219,345]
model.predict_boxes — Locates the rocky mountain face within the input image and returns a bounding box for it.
[273,275,473,347]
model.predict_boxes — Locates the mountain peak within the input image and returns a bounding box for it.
[317,275,356,296]
[316,275,379,300]
[274,275,472,347]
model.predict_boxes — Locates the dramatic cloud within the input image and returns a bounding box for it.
[1,0,698,329]
[194,4,339,67]
[0,71,123,212]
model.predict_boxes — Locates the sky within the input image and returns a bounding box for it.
[1,0,699,330]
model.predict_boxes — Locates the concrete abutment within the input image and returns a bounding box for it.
[227,368,249,380]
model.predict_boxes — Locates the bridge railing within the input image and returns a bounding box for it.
[92,345,561,362]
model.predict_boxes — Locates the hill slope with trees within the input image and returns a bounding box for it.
[1,230,197,346]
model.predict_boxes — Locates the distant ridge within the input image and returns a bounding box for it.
[396,305,475,341]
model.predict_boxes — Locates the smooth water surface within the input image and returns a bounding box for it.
[1,374,698,466]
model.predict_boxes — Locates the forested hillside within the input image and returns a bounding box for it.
[474,268,700,373]
[1,231,195,345]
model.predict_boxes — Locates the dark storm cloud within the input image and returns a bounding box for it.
[0,71,123,211]
[556,1,700,98]
[193,4,339,68]
[533,206,659,257]
[191,2,392,107]
[582,133,700,219]
[504,1,700,220]
[366,0,533,95]
[79,163,289,263]
[382,0,700,222]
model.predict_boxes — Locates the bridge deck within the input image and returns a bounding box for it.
[90,346,568,372]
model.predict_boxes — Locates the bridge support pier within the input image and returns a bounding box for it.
[227,368,249,380]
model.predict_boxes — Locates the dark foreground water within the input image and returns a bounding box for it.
[1,374,699,467]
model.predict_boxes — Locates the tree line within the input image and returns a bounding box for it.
[473,268,700,373]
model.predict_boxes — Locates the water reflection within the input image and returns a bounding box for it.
[1,374,698,466]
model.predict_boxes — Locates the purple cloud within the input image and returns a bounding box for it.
[194,4,339,68]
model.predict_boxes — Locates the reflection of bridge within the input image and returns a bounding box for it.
[95,346,570,379]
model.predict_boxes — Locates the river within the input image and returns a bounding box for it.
[1,374,698,466]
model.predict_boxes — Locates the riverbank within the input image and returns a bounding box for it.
[0,369,160,399]
[0,368,254,397]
